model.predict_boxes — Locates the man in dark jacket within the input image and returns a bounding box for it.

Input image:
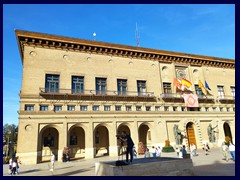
[120,131,134,164]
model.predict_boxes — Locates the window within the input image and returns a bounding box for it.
[212,107,216,111]
[136,106,142,111]
[67,105,75,111]
[137,80,146,96]
[164,106,169,111]
[80,105,88,111]
[230,86,235,97]
[195,85,204,97]
[104,106,111,111]
[92,106,99,111]
[181,107,185,111]
[45,74,59,93]
[40,105,48,111]
[173,106,178,111]
[44,134,54,147]
[146,106,151,111]
[115,106,121,111]
[96,78,107,95]
[205,107,209,112]
[217,85,224,98]
[163,83,171,94]
[117,79,127,95]
[72,76,84,94]
[155,106,160,111]
[226,107,230,112]
[54,105,62,111]
[219,107,223,112]
[126,106,132,111]
[25,105,34,111]
[233,107,235,112]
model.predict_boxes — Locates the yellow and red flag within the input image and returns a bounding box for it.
[198,80,207,92]
[181,78,192,90]
[173,78,183,90]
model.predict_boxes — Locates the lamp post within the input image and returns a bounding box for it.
[6,131,11,156]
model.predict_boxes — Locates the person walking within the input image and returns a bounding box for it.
[229,143,235,161]
[50,153,56,171]
[156,146,161,157]
[151,146,157,157]
[144,148,150,158]
[221,142,229,162]
[120,131,134,164]
[132,146,137,159]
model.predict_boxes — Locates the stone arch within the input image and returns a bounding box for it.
[185,122,197,148]
[68,124,86,160]
[223,122,233,143]
[94,123,110,157]
[38,125,60,163]
[138,122,153,149]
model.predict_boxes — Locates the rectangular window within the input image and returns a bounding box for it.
[137,80,146,96]
[195,84,203,97]
[173,106,178,111]
[40,105,48,111]
[92,106,99,111]
[54,105,62,111]
[205,107,209,112]
[44,136,54,147]
[220,107,223,112]
[117,79,127,95]
[146,106,151,111]
[115,106,121,111]
[233,107,235,112]
[136,106,142,111]
[70,135,77,145]
[96,78,107,95]
[226,107,230,112]
[181,107,185,111]
[72,76,84,94]
[104,106,111,111]
[25,105,34,111]
[164,106,169,111]
[45,74,59,93]
[67,105,75,111]
[126,106,132,111]
[163,83,172,94]
[80,105,88,111]
[217,85,224,98]
[230,86,235,97]
[155,106,160,111]
[212,107,216,111]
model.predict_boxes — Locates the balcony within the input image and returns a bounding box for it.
[39,88,156,102]
[197,94,215,103]
[160,93,184,103]
[217,95,235,104]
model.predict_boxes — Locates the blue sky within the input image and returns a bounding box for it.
[3,4,235,125]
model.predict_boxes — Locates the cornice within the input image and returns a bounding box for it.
[15,29,235,69]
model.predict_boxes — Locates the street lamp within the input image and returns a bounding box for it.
[6,131,11,157]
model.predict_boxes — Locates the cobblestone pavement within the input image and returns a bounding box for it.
[3,148,235,176]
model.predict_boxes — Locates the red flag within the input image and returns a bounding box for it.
[173,78,182,90]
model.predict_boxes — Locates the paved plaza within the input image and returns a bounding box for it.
[3,148,235,176]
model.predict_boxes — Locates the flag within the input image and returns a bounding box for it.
[181,78,192,90]
[183,94,199,107]
[198,80,207,92]
[173,78,182,90]
[205,81,211,90]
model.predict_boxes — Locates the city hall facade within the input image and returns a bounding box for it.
[15,30,235,164]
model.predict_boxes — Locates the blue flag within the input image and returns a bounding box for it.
[205,81,211,90]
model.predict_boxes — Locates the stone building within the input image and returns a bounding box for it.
[15,30,235,164]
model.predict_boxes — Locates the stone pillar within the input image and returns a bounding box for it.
[109,122,118,157]
[132,121,139,149]
[85,122,94,159]
[57,122,67,161]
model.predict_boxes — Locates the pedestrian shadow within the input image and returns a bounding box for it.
[19,169,42,174]
[54,168,93,176]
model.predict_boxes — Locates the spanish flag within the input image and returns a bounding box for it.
[181,78,192,89]
[198,80,207,92]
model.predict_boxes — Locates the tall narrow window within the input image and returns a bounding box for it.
[217,85,224,98]
[117,79,127,95]
[230,86,235,98]
[163,83,171,94]
[137,80,146,96]
[45,74,59,93]
[72,76,84,94]
[96,78,107,95]
[195,85,203,97]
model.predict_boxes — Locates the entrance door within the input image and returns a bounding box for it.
[186,122,197,148]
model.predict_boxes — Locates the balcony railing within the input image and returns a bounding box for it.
[217,95,235,104]
[160,93,184,102]
[197,94,214,103]
[39,88,156,102]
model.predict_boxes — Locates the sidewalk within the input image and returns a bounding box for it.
[3,148,235,176]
